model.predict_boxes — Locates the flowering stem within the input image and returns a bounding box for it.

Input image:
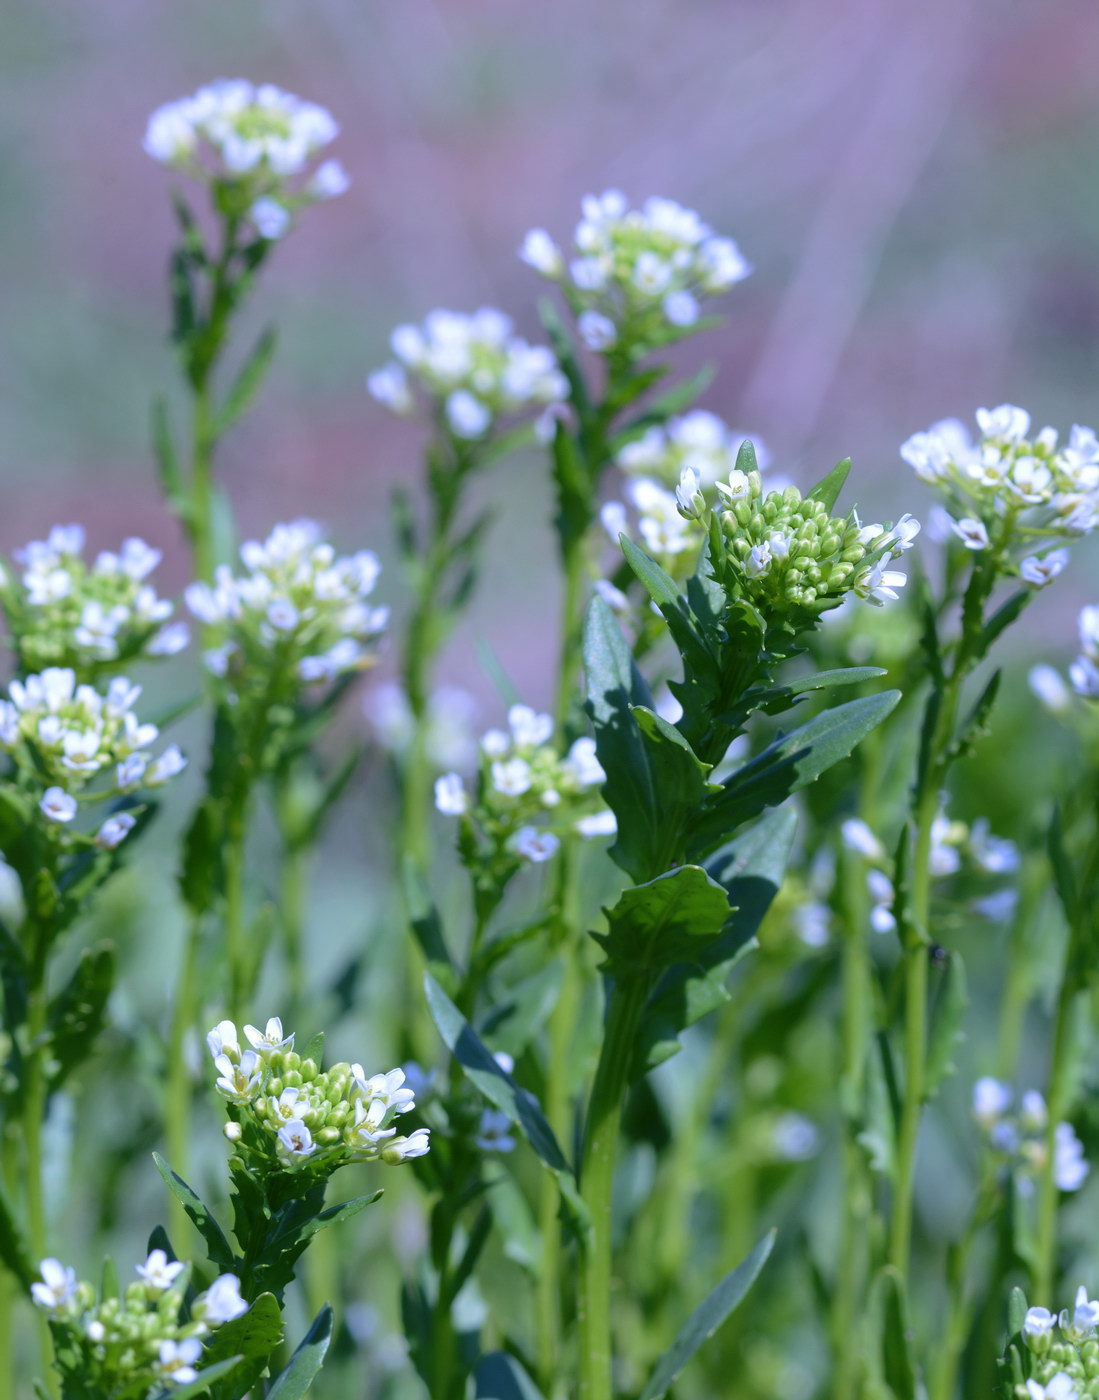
[21,940,55,1390]
[1034,973,1085,1303]
[280,836,308,1026]
[578,974,648,1400]
[0,1125,17,1400]
[225,798,248,1026]
[165,911,203,1247]
[189,379,216,585]
[553,532,590,734]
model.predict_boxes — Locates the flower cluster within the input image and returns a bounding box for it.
[900,407,1099,576]
[521,190,751,353]
[368,308,567,441]
[1017,1286,1099,1398]
[207,1017,430,1174]
[0,668,185,839]
[676,463,919,626]
[185,520,387,689]
[144,80,348,240]
[434,704,615,865]
[31,1251,247,1390]
[1069,605,1099,701]
[1,524,188,675]
[364,682,481,771]
[616,412,770,491]
[973,1078,1089,1194]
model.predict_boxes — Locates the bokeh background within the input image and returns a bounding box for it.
[5,0,1099,699]
[6,2,1099,1394]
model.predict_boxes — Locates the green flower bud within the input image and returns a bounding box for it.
[316,1126,341,1146]
[300,1058,318,1081]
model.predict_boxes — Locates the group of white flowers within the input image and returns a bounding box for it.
[185,519,388,688]
[434,703,615,863]
[31,1250,248,1388]
[901,406,1099,581]
[973,1078,1089,1195]
[520,189,752,351]
[368,306,568,441]
[144,79,349,241]
[1020,1285,1099,1398]
[0,524,188,672]
[207,1017,430,1169]
[0,667,185,842]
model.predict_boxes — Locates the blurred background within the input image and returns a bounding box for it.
[4,0,1099,700]
[5,2,1099,1393]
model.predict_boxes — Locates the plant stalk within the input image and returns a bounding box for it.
[165,912,203,1247]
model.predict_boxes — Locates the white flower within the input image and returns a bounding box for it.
[214,1050,263,1102]
[86,1319,105,1342]
[351,1065,416,1114]
[1024,1306,1056,1338]
[146,745,187,786]
[576,810,617,838]
[149,621,191,655]
[446,389,491,439]
[563,737,605,787]
[663,290,699,326]
[308,158,350,199]
[1026,1375,1078,1400]
[972,1077,1012,1125]
[434,773,468,816]
[94,812,136,850]
[976,403,1031,441]
[244,1017,294,1055]
[1070,656,1099,700]
[1020,550,1069,588]
[367,364,413,415]
[40,787,77,823]
[866,869,896,935]
[856,563,907,605]
[511,826,559,863]
[276,1118,316,1163]
[793,900,830,948]
[968,819,1018,874]
[840,818,883,861]
[745,542,772,578]
[772,1112,819,1162]
[206,1019,240,1061]
[136,1249,185,1292]
[1029,664,1072,714]
[950,517,989,550]
[382,1127,431,1162]
[578,311,617,351]
[675,465,705,519]
[508,704,554,750]
[200,1274,249,1324]
[593,578,630,612]
[519,228,563,278]
[31,1258,77,1313]
[158,1337,203,1385]
[492,758,532,797]
[1054,1124,1090,1192]
[475,1109,517,1153]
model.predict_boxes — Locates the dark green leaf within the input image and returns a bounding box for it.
[400,856,454,975]
[638,1229,775,1400]
[265,1305,333,1400]
[806,457,851,512]
[204,1292,283,1400]
[877,1266,917,1400]
[152,1154,236,1272]
[424,973,572,1176]
[593,865,730,977]
[179,800,224,916]
[947,669,1001,763]
[620,538,719,699]
[474,1352,546,1400]
[742,667,887,716]
[0,1179,35,1286]
[267,1191,382,1252]
[47,945,114,1091]
[688,691,900,856]
[582,596,657,883]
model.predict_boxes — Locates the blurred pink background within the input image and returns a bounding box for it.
[4,0,1099,702]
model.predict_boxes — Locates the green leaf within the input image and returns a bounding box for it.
[620,538,719,702]
[424,973,573,1177]
[265,1304,333,1400]
[593,865,731,977]
[638,1229,775,1400]
[474,1352,546,1400]
[857,1033,898,1176]
[47,944,114,1091]
[152,1154,236,1273]
[947,668,1001,763]
[925,950,967,1099]
[301,1031,326,1067]
[151,397,185,511]
[806,456,851,512]
[400,855,454,975]
[614,363,715,441]
[630,706,712,866]
[538,297,590,419]
[689,691,901,856]
[204,1292,283,1400]
[179,800,224,917]
[876,1266,917,1400]
[1008,1285,1029,1339]
[148,1357,242,1400]
[741,667,887,716]
[582,596,657,883]
[479,958,565,1059]
[267,1191,382,1252]
[633,808,797,1074]
[0,1179,35,1286]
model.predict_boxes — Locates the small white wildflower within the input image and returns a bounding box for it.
[1029,664,1072,714]
[136,1249,185,1292]
[519,228,563,278]
[446,389,491,439]
[511,826,559,863]
[663,290,699,326]
[578,310,617,352]
[367,364,413,415]
[276,1118,316,1164]
[382,1127,431,1162]
[308,158,350,199]
[951,517,990,550]
[31,1259,77,1313]
[434,773,468,816]
[94,812,136,850]
[973,1077,1012,1125]
[157,1338,203,1385]
[840,818,884,862]
[474,1109,517,1153]
[866,869,896,934]
[508,704,554,749]
[745,542,772,578]
[1024,1306,1056,1339]
[145,745,187,786]
[40,787,77,824]
[576,809,617,838]
[244,1017,294,1055]
[200,1274,249,1324]
[491,758,532,797]
[251,197,291,240]
[206,1020,240,1061]
[1020,549,1070,588]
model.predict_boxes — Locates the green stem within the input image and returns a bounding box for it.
[166,912,203,1246]
[281,838,308,1027]
[554,533,589,735]
[0,1126,17,1400]
[22,952,55,1392]
[578,976,648,1400]
[1034,975,1084,1303]
[994,853,1046,1080]
[226,801,248,1026]
[189,379,215,585]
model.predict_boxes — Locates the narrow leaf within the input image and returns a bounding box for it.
[925,950,968,1099]
[638,1229,776,1400]
[878,1266,917,1400]
[264,1305,334,1400]
[149,1358,241,1400]
[475,1352,546,1400]
[152,1154,236,1272]
[806,456,851,511]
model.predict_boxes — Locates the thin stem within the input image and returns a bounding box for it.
[578,975,648,1400]
[225,799,248,1026]
[1034,975,1083,1303]
[553,533,589,735]
[280,838,308,1027]
[189,379,215,585]
[22,950,55,1392]
[166,911,203,1246]
[0,1125,18,1400]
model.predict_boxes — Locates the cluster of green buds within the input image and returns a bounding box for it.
[901,406,1099,584]
[675,451,919,630]
[31,1251,248,1390]
[1017,1288,1099,1397]
[207,1018,430,1179]
[433,703,615,868]
[0,524,188,677]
